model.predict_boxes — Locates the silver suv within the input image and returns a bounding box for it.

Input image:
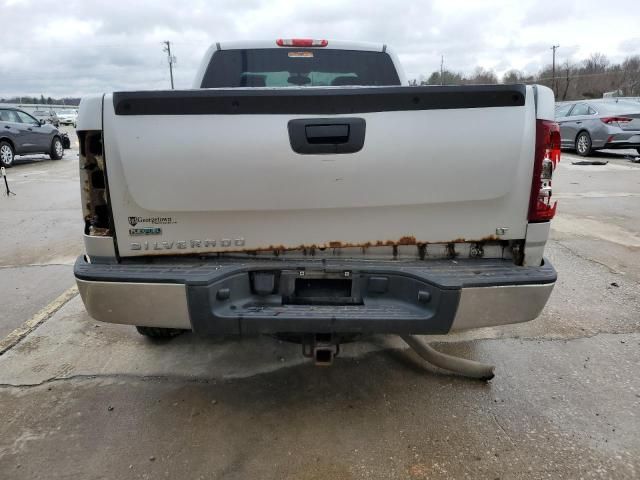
[32,109,60,128]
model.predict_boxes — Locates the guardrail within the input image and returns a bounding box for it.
[0,103,78,112]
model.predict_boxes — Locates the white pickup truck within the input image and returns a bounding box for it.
[74,39,560,361]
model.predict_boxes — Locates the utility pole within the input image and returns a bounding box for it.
[163,41,175,89]
[551,44,560,97]
[440,55,444,86]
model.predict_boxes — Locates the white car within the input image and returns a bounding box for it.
[56,110,77,126]
[74,39,560,363]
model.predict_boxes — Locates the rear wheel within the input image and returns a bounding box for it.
[575,131,592,156]
[135,326,186,338]
[0,141,14,167]
[50,136,64,160]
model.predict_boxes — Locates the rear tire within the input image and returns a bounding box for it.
[575,131,592,156]
[0,140,14,167]
[135,326,186,338]
[50,136,64,160]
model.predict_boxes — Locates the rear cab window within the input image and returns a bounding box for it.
[201,48,401,88]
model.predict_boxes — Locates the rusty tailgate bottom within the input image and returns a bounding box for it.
[74,257,556,335]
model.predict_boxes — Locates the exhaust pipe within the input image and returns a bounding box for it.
[401,335,495,381]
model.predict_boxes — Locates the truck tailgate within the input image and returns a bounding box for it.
[102,85,536,256]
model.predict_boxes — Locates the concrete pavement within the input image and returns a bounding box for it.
[0,125,81,338]
[0,146,639,479]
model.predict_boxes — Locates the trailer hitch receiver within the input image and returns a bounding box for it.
[302,333,340,366]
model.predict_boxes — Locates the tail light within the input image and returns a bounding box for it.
[276,38,328,47]
[528,120,561,222]
[78,131,112,236]
[601,116,632,125]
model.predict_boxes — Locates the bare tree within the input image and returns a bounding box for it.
[560,61,573,101]
[424,70,464,85]
[465,67,498,84]
[410,51,640,100]
[502,69,526,84]
[583,52,610,73]
[621,55,640,96]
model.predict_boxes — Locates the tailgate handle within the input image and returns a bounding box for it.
[305,124,349,144]
[288,118,366,154]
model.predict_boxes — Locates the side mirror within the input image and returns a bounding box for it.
[39,119,46,126]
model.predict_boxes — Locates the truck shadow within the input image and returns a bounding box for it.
[145,330,495,385]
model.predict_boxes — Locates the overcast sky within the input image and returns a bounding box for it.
[1,0,639,97]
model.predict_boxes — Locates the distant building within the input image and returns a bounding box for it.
[603,90,623,98]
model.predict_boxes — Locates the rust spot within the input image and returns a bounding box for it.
[470,242,484,258]
[271,245,287,251]
[124,233,510,257]
[88,226,110,236]
[397,236,417,245]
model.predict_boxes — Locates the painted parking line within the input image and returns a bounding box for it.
[0,285,78,356]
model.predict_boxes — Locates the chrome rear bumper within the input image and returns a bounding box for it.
[75,256,556,334]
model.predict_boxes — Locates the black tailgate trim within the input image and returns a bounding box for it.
[113,85,526,116]
[74,256,555,289]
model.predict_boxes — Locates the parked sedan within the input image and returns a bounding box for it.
[56,109,78,127]
[0,108,65,167]
[32,109,60,128]
[555,100,640,156]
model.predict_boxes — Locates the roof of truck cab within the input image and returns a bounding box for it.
[216,40,385,52]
